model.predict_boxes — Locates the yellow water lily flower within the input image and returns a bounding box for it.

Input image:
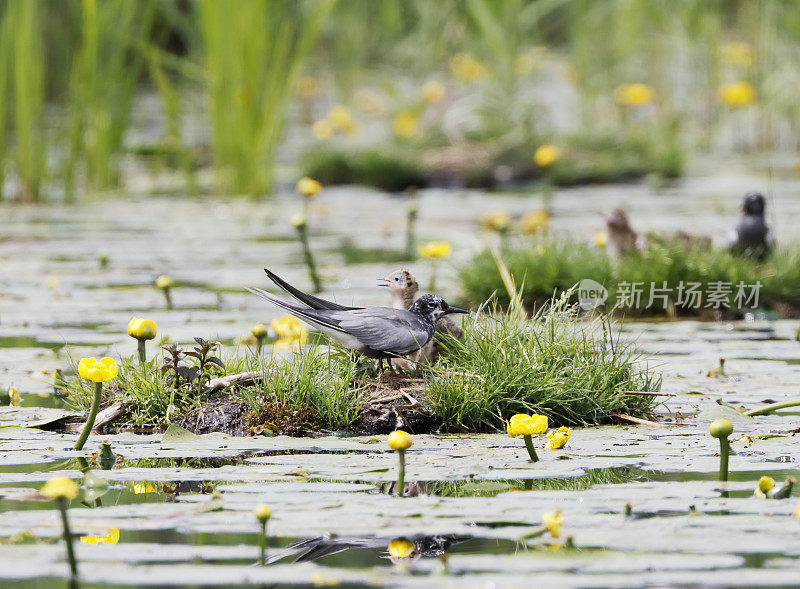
[594,231,608,248]
[418,241,451,259]
[271,315,308,342]
[520,209,550,235]
[254,503,272,522]
[155,274,174,290]
[387,538,415,559]
[480,210,512,233]
[721,42,753,66]
[311,119,334,140]
[794,502,800,519]
[41,478,79,500]
[720,82,756,107]
[251,323,269,339]
[754,476,774,498]
[542,510,563,538]
[80,528,120,544]
[8,386,20,407]
[296,76,322,99]
[78,357,118,383]
[128,317,157,341]
[449,53,486,83]
[296,177,322,197]
[328,105,353,132]
[421,80,446,104]
[506,413,548,437]
[546,426,571,450]
[534,145,560,168]
[133,482,156,494]
[615,83,655,107]
[388,430,412,451]
[393,112,419,139]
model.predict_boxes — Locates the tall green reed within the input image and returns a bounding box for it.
[64,0,156,198]
[0,4,12,199]
[8,0,47,202]
[198,0,336,196]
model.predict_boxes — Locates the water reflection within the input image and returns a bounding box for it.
[272,533,470,564]
[377,466,646,497]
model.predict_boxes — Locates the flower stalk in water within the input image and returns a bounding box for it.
[254,503,271,565]
[74,357,118,451]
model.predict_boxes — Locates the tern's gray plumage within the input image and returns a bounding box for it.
[247,269,468,362]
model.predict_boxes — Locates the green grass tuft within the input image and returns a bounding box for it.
[300,147,427,192]
[425,293,661,430]
[461,237,800,315]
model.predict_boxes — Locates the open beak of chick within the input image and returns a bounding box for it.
[377,277,391,287]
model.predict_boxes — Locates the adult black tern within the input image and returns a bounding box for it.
[728,192,772,259]
[378,269,463,367]
[248,269,468,371]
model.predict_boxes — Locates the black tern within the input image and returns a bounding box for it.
[248,269,468,371]
[728,192,772,259]
[378,269,463,367]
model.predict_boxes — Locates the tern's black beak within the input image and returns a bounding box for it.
[445,306,469,315]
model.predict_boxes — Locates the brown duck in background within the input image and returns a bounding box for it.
[379,269,463,369]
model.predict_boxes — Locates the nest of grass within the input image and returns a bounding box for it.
[63,294,661,435]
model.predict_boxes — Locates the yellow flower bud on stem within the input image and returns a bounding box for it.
[41,480,80,579]
[388,430,412,497]
[155,276,174,310]
[75,382,103,451]
[254,504,271,565]
[709,419,733,483]
[294,222,322,293]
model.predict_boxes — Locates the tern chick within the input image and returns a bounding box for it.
[604,209,642,257]
[248,269,468,371]
[379,269,464,366]
[728,192,772,259]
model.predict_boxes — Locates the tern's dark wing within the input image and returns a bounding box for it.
[332,307,433,355]
[264,268,359,311]
[246,288,353,336]
[247,289,432,355]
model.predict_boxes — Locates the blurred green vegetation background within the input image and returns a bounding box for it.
[0,0,798,201]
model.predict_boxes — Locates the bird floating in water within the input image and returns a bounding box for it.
[728,192,772,260]
[248,269,468,373]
